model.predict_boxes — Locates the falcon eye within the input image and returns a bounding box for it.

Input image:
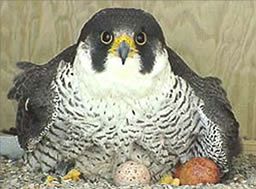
[100,31,113,45]
[135,32,147,46]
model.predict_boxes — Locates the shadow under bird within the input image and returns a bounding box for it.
[1,8,241,182]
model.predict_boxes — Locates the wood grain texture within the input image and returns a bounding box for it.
[0,1,255,151]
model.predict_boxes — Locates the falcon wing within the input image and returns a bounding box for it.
[7,44,77,150]
[167,47,241,158]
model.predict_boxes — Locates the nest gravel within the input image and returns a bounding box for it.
[1,154,256,189]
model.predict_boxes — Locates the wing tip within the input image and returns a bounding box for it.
[7,61,36,100]
[16,61,36,70]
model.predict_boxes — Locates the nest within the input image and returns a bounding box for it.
[1,154,256,189]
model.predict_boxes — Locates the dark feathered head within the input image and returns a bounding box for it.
[74,8,170,98]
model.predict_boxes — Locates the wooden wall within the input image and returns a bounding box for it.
[0,1,255,152]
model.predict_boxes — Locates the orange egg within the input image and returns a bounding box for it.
[174,157,219,185]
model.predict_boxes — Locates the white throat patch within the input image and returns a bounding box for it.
[73,42,171,100]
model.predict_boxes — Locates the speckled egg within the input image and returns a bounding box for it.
[114,161,151,186]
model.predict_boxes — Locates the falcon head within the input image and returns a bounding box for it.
[74,8,171,98]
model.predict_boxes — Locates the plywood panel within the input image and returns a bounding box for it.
[243,140,256,154]
[0,1,255,151]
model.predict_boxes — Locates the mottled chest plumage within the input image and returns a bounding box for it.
[50,61,204,168]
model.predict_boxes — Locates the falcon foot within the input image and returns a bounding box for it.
[43,169,81,183]
[44,175,59,183]
[62,168,81,181]
[158,173,180,186]
[43,159,81,183]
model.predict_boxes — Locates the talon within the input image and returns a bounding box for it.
[45,175,57,183]
[171,178,180,186]
[158,173,180,186]
[62,168,81,181]
[158,173,173,184]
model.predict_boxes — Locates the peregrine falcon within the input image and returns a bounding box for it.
[7,8,240,182]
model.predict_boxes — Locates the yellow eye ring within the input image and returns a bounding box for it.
[135,32,147,46]
[100,31,113,45]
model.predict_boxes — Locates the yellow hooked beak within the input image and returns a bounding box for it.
[108,34,138,64]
